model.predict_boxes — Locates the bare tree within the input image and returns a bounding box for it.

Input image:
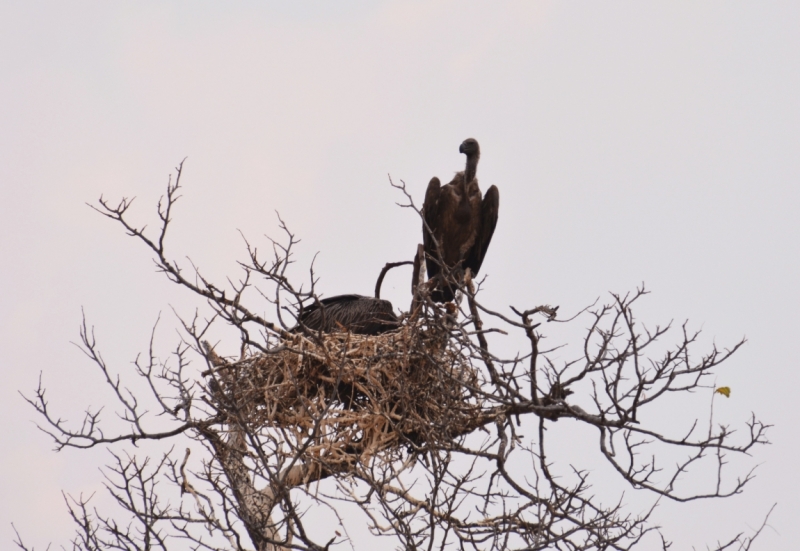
[19,162,772,551]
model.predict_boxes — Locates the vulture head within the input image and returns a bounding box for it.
[459,138,480,157]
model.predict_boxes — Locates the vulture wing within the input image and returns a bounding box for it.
[464,184,499,277]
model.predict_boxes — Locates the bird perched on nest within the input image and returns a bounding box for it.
[422,138,499,302]
[293,294,399,410]
[294,294,399,336]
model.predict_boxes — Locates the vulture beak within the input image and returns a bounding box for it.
[459,143,466,154]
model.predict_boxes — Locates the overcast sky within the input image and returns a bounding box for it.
[1,2,798,549]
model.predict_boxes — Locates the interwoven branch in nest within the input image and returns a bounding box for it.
[208,321,483,470]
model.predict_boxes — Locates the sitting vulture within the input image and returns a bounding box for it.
[422,138,499,302]
[295,294,399,335]
[294,294,399,409]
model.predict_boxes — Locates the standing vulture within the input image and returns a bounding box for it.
[422,138,499,302]
[294,294,399,335]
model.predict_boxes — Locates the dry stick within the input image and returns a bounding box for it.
[515,309,541,406]
[508,305,559,405]
[200,347,288,377]
[410,244,426,315]
[411,244,422,297]
[374,260,414,299]
[179,447,195,496]
[179,447,239,546]
[92,161,294,343]
[464,269,500,387]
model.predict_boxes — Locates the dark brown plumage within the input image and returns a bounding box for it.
[295,294,399,335]
[422,138,499,302]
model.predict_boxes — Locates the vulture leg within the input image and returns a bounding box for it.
[464,184,499,277]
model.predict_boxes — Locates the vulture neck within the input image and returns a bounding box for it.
[463,153,479,188]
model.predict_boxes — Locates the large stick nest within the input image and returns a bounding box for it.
[208,320,483,467]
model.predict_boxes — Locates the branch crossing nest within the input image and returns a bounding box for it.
[207,321,482,468]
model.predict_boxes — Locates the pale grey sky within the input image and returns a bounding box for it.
[1,2,797,549]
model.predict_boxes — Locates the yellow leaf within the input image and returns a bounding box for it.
[715,386,731,398]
